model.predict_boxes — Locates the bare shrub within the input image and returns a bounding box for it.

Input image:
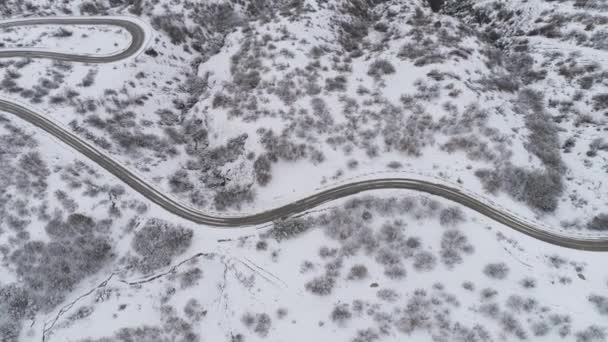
[213,186,254,211]
[254,154,272,186]
[368,59,396,79]
[592,93,608,111]
[587,214,608,231]
[440,230,474,268]
[271,218,313,241]
[305,275,335,296]
[439,206,465,226]
[325,75,348,92]
[347,264,368,280]
[132,219,193,273]
[241,312,272,337]
[331,304,352,325]
[575,325,606,342]
[413,251,437,271]
[151,13,189,44]
[377,288,399,302]
[588,295,608,316]
[483,262,510,280]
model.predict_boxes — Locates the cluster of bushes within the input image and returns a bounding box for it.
[587,214,608,231]
[151,13,189,45]
[440,229,474,267]
[270,217,314,241]
[1,212,113,339]
[483,262,510,280]
[213,185,255,211]
[367,59,396,79]
[0,285,35,342]
[241,312,272,337]
[131,219,193,273]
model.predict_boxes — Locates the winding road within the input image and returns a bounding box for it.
[0,17,605,251]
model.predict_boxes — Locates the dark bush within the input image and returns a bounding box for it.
[367,59,396,78]
[254,154,272,186]
[587,214,608,231]
[80,69,98,87]
[439,206,464,226]
[325,75,347,92]
[132,219,193,273]
[427,0,444,12]
[331,304,352,325]
[213,186,254,211]
[502,167,563,212]
[305,275,335,296]
[347,264,368,280]
[592,93,608,111]
[151,14,189,44]
[588,295,608,316]
[233,70,261,90]
[10,224,112,310]
[270,218,313,241]
[483,262,509,280]
[413,251,437,271]
[576,325,606,342]
[440,230,473,267]
[168,170,194,193]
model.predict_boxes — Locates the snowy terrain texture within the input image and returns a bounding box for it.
[1,0,608,341]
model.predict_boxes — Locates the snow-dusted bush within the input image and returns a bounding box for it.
[254,154,272,186]
[260,129,307,162]
[347,264,369,280]
[592,93,608,111]
[475,168,502,194]
[368,59,396,79]
[377,288,399,302]
[242,313,273,337]
[53,27,73,38]
[168,170,194,193]
[10,223,112,310]
[331,304,352,325]
[587,214,608,231]
[132,219,193,273]
[588,295,608,316]
[271,218,313,241]
[178,268,203,289]
[213,185,255,211]
[305,275,335,296]
[439,206,465,226]
[520,277,536,289]
[234,70,261,91]
[502,166,563,212]
[325,75,348,92]
[413,251,437,271]
[151,13,189,44]
[576,325,606,342]
[500,313,527,340]
[80,69,98,87]
[483,262,510,280]
[384,265,407,279]
[0,284,35,341]
[440,230,474,267]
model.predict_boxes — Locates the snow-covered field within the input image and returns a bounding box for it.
[1,0,607,341]
[0,23,131,55]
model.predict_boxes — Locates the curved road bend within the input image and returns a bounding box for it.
[0,17,606,251]
[0,17,145,62]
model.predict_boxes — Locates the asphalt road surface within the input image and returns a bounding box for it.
[1,17,606,251]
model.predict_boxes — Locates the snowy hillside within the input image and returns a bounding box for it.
[0,0,607,341]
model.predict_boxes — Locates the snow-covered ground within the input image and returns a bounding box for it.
[1,0,607,341]
[0,23,131,55]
